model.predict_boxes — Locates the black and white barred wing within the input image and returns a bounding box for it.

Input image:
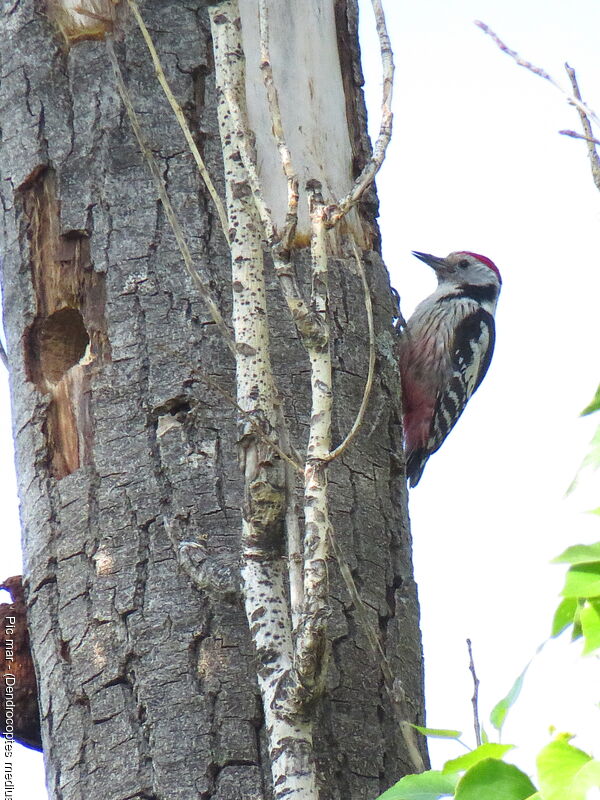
[427,308,496,457]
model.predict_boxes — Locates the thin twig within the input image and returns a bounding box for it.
[194,370,303,474]
[257,0,296,185]
[466,638,482,747]
[324,239,376,462]
[475,21,557,83]
[328,0,394,226]
[475,21,600,127]
[559,129,600,146]
[126,0,230,245]
[564,64,600,192]
[257,0,327,347]
[105,38,236,356]
[0,340,8,370]
[328,530,425,773]
[258,0,300,252]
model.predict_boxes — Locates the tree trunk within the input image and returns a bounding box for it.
[0,1,427,798]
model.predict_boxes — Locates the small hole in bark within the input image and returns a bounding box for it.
[39,308,90,385]
[152,395,193,420]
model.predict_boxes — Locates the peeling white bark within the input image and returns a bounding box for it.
[239,0,367,246]
[48,0,116,40]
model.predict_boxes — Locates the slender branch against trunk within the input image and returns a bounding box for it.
[210,4,320,797]
[281,192,334,713]
[328,0,394,226]
[125,0,231,243]
[194,0,417,793]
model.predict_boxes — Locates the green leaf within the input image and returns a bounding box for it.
[571,758,600,795]
[581,599,600,654]
[581,383,600,416]
[454,759,537,800]
[443,744,515,774]
[489,641,547,733]
[571,612,583,641]
[490,659,530,733]
[490,680,523,732]
[561,563,600,598]
[551,597,578,637]
[375,770,458,800]
[411,725,463,740]
[537,739,593,800]
[553,543,600,564]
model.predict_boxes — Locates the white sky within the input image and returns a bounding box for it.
[359,0,600,779]
[2,0,600,795]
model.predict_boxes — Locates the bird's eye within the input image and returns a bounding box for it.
[458,259,469,269]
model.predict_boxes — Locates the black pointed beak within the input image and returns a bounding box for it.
[412,251,449,274]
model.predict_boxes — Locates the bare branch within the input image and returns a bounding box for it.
[243,2,327,350]
[325,239,376,462]
[327,0,394,226]
[475,21,557,83]
[475,21,600,127]
[257,0,294,184]
[476,21,600,193]
[0,340,8,370]
[258,0,298,246]
[466,638,482,747]
[564,64,600,192]
[559,129,600,146]
[220,2,325,353]
[290,460,331,707]
[126,0,230,245]
[105,38,236,356]
[210,5,319,797]
[253,1,336,374]
[272,254,327,346]
[288,186,333,711]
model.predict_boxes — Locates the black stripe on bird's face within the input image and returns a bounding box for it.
[437,285,498,305]
[454,284,499,304]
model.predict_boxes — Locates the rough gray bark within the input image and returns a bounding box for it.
[0,1,427,799]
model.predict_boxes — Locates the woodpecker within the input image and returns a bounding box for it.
[400,250,501,487]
